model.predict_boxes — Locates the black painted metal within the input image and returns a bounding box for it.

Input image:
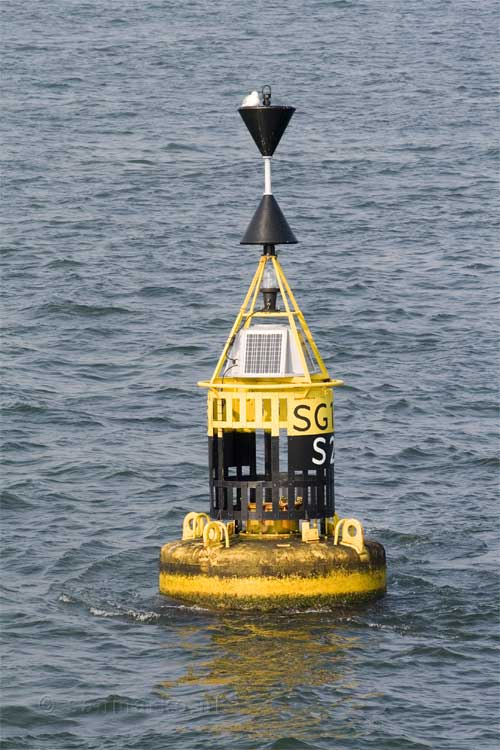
[238,105,295,156]
[262,244,276,256]
[261,289,278,311]
[208,433,335,525]
[240,194,298,245]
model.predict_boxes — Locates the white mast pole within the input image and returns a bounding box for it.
[263,156,272,194]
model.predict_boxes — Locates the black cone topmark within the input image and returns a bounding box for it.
[238,106,295,156]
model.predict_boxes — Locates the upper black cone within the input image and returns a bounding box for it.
[238,106,295,156]
[240,194,298,245]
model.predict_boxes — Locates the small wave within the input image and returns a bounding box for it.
[395,644,476,662]
[127,159,155,166]
[0,490,33,510]
[100,468,147,480]
[161,142,201,152]
[75,694,143,715]
[392,446,436,463]
[464,262,494,270]
[1,440,46,452]
[373,382,402,393]
[40,302,131,317]
[477,455,500,467]
[0,401,47,415]
[267,739,321,750]
[1,704,74,730]
[138,285,183,297]
[152,386,191,397]
[46,258,84,269]
[89,606,160,622]
[34,81,71,90]
[379,529,430,544]
[384,398,424,414]
[109,415,176,426]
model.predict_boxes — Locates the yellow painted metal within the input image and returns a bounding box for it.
[325,514,340,537]
[200,255,344,440]
[182,512,210,540]
[159,567,386,604]
[245,519,299,535]
[206,387,334,438]
[203,520,228,548]
[199,379,344,390]
[209,256,267,386]
[159,535,386,609]
[272,255,330,380]
[334,518,368,560]
[205,255,341,387]
[243,258,267,330]
[286,393,334,436]
[203,519,235,549]
[300,520,320,543]
[271,255,310,378]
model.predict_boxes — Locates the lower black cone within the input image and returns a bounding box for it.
[240,194,298,245]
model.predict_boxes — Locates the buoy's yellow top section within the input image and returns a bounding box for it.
[205,386,334,438]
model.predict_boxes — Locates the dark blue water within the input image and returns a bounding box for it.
[2,1,499,748]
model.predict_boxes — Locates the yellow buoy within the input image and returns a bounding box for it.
[159,85,386,610]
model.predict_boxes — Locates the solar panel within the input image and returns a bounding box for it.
[244,332,283,375]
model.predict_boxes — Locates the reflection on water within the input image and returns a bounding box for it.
[156,612,379,746]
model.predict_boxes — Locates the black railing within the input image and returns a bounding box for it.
[209,471,334,522]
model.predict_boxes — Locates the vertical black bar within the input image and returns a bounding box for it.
[264,431,272,478]
[250,436,257,478]
[263,432,272,503]
[236,486,241,512]
[256,483,263,519]
[303,470,308,519]
[241,485,248,521]
[271,436,280,514]
[208,437,214,509]
[313,481,318,518]
[216,435,225,518]
[217,435,224,481]
[328,465,335,515]
[317,467,325,515]
[288,451,294,518]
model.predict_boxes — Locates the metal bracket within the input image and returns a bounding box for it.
[182,512,210,541]
[334,518,369,561]
[203,520,235,549]
[301,519,320,543]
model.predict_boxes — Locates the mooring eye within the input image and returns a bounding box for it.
[262,84,271,105]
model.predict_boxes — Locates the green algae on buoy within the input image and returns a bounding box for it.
[159,86,386,610]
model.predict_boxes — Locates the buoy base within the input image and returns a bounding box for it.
[159,535,386,611]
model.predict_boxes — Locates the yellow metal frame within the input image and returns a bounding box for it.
[198,255,344,439]
[200,255,343,389]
